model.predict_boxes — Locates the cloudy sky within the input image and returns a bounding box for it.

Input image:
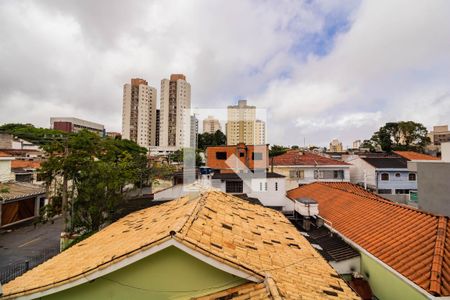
[1,0,449,147]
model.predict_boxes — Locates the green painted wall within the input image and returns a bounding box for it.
[44,246,248,300]
[360,252,427,300]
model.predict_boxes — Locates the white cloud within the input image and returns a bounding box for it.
[0,0,449,148]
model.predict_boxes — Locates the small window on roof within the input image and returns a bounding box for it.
[215,152,227,160]
[381,173,389,181]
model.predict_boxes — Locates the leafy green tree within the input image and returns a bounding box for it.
[169,148,203,166]
[40,130,150,233]
[370,121,430,152]
[0,123,66,145]
[269,145,289,157]
[197,130,226,150]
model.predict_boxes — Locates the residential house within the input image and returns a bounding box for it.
[348,152,439,203]
[205,144,291,210]
[272,150,350,190]
[288,182,450,300]
[11,160,41,183]
[0,152,46,227]
[1,191,358,299]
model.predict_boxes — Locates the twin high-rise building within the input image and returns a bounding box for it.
[121,75,192,150]
[122,78,157,148]
[226,100,266,145]
[159,74,192,148]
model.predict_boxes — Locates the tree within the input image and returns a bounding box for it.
[0,123,67,145]
[169,148,203,166]
[269,145,289,157]
[370,121,430,152]
[197,130,226,150]
[40,130,149,233]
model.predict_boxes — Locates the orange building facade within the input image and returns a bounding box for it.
[206,143,269,173]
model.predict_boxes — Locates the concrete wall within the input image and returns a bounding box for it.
[413,161,450,216]
[44,246,248,300]
[360,252,427,300]
[330,256,360,275]
[0,160,14,183]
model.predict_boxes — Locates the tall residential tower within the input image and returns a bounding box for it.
[203,115,222,134]
[159,74,191,148]
[122,78,157,149]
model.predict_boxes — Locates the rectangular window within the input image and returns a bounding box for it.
[252,152,263,160]
[377,189,392,194]
[225,181,243,193]
[289,170,304,179]
[381,173,389,181]
[275,182,278,191]
[264,182,268,191]
[395,189,411,195]
[408,173,416,181]
[215,152,227,160]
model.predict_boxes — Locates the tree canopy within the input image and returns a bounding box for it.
[369,121,430,152]
[197,130,226,150]
[269,145,289,157]
[0,123,67,145]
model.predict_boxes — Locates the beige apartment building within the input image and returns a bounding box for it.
[202,116,221,134]
[122,78,157,149]
[159,74,191,148]
[255,119,266,144]
[329,138,344,152]
[226,100,265,145]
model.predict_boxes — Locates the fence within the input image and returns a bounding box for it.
[0,246,60,284]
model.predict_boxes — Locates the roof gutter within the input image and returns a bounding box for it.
[322,223,449,300]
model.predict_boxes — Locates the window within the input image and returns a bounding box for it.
[395,189,410,195]
[395,173,401,178]
[259,182,263,191]
[264,182,268,191]
[275,182,278,191]
[377,189,392,194]
[409,173,416,181]
[226,181,243,193]
[239,152,245,157]
[289,170,304,179]
[381,173,389,181]
[216,152,227,160]
[252,152,263,160]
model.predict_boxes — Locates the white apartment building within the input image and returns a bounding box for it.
[159,74,191,148]
[122,78,157,149]
[202,116,221,134]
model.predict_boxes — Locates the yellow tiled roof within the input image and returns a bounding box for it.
[2,191,359,299]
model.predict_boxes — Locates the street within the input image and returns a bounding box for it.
[0,218,63,270]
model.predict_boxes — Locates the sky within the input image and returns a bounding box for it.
[0,0,449,147]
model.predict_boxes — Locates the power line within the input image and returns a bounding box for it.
[98,255,320,294]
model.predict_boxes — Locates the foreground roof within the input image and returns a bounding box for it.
[272,150,349,166]
[288,182,450,297]
[0,182,45,201]
[2,190,358,299]
[394,151,440,161]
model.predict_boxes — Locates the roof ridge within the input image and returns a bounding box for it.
[176,192,205,237]
[429,216,448,295]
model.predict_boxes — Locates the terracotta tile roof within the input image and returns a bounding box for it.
[0,151,12,157]
[272,150,350,166]
[287,182,450,297]
[2,191,358,300]
[394,151,440,161]
[10,160,41,169]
